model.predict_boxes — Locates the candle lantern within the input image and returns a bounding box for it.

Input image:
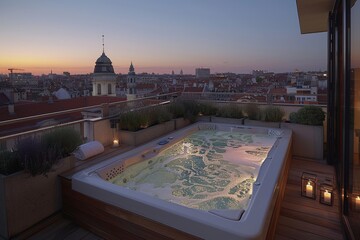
[113,139,119,147]
[319,182,334,206]
[301,172,317,199]
[351,193,360,212]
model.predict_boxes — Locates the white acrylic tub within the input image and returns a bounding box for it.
[72,122,292,240]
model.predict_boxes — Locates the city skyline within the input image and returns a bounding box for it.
[0,0,327,75]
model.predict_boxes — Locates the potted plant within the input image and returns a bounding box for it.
[281,105,325,160]
[118,103,192,146]
[197,102,217,122]
[0,127,81,239]
[210,103,244,125]
[244,104,282,128]
[244,103,261,121]
[262,106,285,128]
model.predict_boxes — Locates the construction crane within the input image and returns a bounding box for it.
[8,68,24,81]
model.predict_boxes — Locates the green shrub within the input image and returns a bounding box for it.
[118,100,202,130]
[289,112,298,123]
[244,104,261,120]
[290,106,325,126]
[118,106,172,131]
[42,127,82,158]
[15,136,59,176]
[0,128,82,177]
[0,150,22,175]
[182,101,201,123]
[199,102,218,116]
[263,106,285,122]
[216,104,243,119]
[118,111,144,131]
[156,107,173,123]
[168,101,185,118]
[143,108,158,127]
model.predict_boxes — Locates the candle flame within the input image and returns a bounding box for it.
[357,196,360,200]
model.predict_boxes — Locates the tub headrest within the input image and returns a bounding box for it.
[73,141,104,160]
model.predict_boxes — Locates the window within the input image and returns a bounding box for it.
[330,0,360,238]
[108,84,112,94]
[349,0,360,238]
[97,84,101,95]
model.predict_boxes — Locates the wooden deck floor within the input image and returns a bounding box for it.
[12,213,102,240]
[16,156,345,240]
[275,157,345,240]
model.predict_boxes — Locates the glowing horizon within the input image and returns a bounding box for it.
[0,0,328,76]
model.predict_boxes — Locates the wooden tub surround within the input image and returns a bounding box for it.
[61,123,293,239]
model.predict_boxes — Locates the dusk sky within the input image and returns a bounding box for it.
[0,0,328,75]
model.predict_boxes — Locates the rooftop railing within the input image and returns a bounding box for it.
[0,91,327,151]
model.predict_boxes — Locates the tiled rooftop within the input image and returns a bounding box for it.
[0,96,126,121]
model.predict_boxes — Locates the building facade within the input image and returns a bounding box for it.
[195,68,210,78]
[92,51,116,96]
[126,62,137,100]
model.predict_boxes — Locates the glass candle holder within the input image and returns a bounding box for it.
[351,193,360,212]
[113,139,119,147]
[319,183,334,206]
[301,172,317,199]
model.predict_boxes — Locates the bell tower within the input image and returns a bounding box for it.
[92,35,116,96]
[126,62,137,100]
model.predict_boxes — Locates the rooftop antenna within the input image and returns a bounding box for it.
[102,34,105,53]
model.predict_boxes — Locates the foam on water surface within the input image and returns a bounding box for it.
[110,130,277,211]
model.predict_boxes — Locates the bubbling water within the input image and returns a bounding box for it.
[110,130,277,211]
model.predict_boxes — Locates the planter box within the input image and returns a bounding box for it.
[244,119,280,128]
[210,116,244,125]
[119,121,175,146]
[0,156,75,239]
[281,122,324,160]
[119,118,191,146]
[197,116,211,122]
[174,118,190,130]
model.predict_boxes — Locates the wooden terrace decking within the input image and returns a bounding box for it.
[275,157,345,240]
[14,155,345,240]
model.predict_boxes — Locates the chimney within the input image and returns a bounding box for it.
[102,103,109,117]
[8,104,15,115]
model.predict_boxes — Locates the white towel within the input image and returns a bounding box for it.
[73,141,104,160]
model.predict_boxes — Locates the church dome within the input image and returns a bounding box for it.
[94,52,115,74]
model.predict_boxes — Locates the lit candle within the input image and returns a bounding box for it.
[356,196,360,210]
[323,190,331,204]
[306,181,313,197]
[113,139,119,147]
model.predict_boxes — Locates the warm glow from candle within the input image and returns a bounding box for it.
[306,181,313,197]
[113,139,119,147]
[356,196,360,210]
[323,190,331,204]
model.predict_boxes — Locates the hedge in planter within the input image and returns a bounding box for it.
[263,106,285,122]
[283,105,325,160]
[1,127,82,176]
[289,105,325,125]
[168,101,185,118]
[0,150,22,175]
[216,104,243,119]
[244,103,261,120]
[42,127,83,158]
[118,107,172,131]
[182,100,201,123]
[198,102,217,116]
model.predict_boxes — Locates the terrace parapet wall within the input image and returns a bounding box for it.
[0,156,75,239]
